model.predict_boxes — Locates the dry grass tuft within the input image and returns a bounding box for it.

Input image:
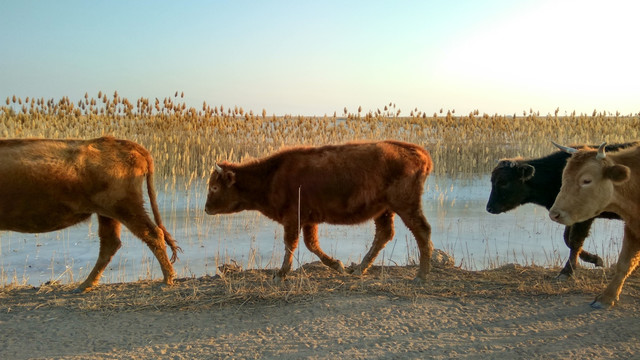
[1,263,636,313]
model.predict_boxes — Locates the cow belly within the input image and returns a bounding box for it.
[304,202,388,225]
[0,203,92,233]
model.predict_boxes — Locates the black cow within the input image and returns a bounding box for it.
[486,142,638,278]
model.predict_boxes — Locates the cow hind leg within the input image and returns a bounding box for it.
[592,227,640,308]
[558,219,602,279]
[303,224,345,274]
[396,207,432,283]
[558,226,576,279]
[351,211,395,277]
[75,216,122,293]
[275,222,300,283]
[572,219,603,266]
[116,207,176,287]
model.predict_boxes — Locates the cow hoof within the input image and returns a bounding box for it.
[349,266,366,277]
[71,284,94,293]
[154,282,173,291]
[272,273,286,284]
[590,300,605,309]
[333,260,346,274]
[591,298,614,309]
[555,273,571,281]
[595,257,604,267]
[411,276,427,285]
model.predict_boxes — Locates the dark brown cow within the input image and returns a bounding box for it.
[550,142,639,308]
[0,136,180,292]
[205,140,433,282]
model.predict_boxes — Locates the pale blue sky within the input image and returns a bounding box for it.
[2,0,638,116]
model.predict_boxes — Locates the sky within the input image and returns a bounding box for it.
[1,0,639,116]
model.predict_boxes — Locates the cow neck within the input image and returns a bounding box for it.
[524,153,567,209]
[604,148,640,221]
[232,159,277,212]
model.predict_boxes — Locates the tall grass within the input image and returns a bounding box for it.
[3,92,639,180]
[0,92,636,285]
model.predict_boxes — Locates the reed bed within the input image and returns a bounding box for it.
[0,92,636,287]
[3,92,639,180]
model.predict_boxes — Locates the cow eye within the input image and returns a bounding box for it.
[581,178,592,186]
[211,185,220,193]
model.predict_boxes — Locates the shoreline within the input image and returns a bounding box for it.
[1,263,639,359]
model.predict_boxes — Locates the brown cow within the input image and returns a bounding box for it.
[549,141,637,308]
[0,136,180,292]
[205,140,434,282]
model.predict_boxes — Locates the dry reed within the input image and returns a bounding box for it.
[3,92,638,181]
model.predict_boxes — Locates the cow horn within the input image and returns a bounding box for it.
[596,142,607,160]
[214,163,223,174]
[551,141,578,154]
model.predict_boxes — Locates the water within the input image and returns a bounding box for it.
[0,175,624,286]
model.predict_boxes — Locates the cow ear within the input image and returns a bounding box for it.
[222,170,236,187]
[519,164,535,182]
[604,164,630,185]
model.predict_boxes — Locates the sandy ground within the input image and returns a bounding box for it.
[1,262,639,360]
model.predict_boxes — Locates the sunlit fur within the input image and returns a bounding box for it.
[550,145,639,307]
[550,147,634,225]
[206,140,434,282]
[0,136,180,292]
[488,151,596,277]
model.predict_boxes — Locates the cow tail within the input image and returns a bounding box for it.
[146,157,182,263]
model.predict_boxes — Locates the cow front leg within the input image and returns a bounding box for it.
[275,222,300,283]
[397,208,432,283]
[75,216,122,293]
[592,227,640,308]
[303,224,345,274]
[558,219,600,279]
[351,211,395,276]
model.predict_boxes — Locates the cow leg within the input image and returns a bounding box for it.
[115,207,176,287]
[396,207,433,283]
[302,224,345,274]
[275,221,300,282]
[573,221,604,266]
[352,211,395,276]
[75,216,122,293]
[592,227,640,308]
[558,219,602,279]
[558,226,576,278]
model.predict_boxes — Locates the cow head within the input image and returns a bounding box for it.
[205,163,241,215]
[486,158,535,214]
[549,142,631,225]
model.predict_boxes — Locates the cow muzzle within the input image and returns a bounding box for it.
[548,208,573,225]
[486,204,501,214]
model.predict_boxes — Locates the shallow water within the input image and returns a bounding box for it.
[0,175,624,286]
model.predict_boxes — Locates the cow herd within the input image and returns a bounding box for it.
[2,136,639,308]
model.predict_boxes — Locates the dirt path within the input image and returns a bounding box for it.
[1,264,638,359]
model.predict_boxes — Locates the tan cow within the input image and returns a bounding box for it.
[205,140,433,282]
[0,136,180,292]
[549,141,637,308]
